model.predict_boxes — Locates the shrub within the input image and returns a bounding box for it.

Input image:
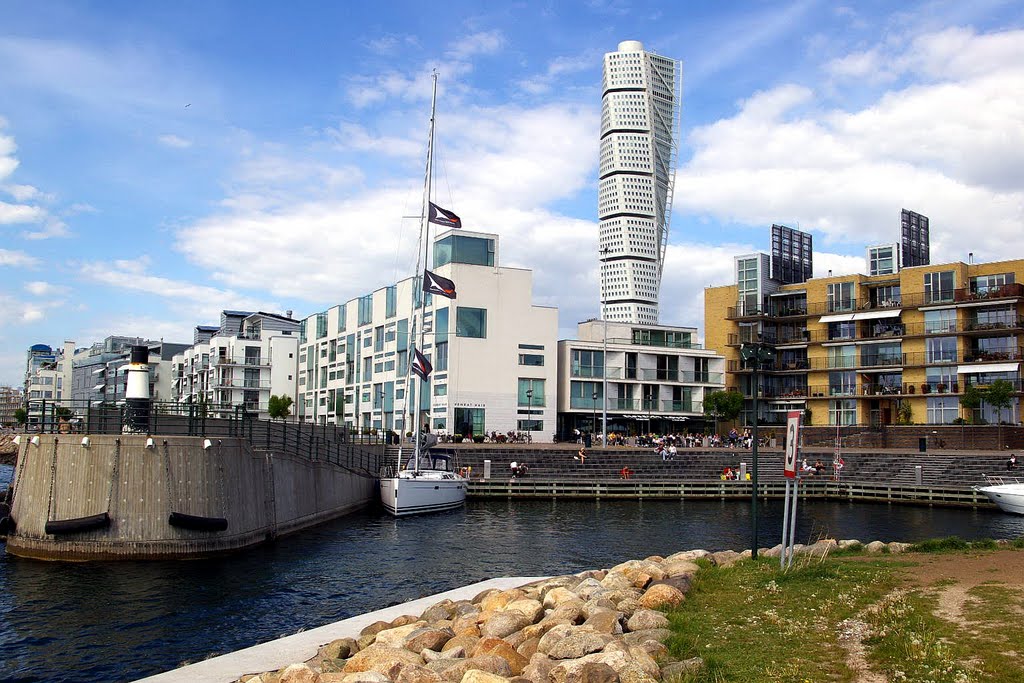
[453,435,464,443]
[472,435,485,444]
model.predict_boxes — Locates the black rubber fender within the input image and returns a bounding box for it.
[168,511,228,532]
[45,512,111,535]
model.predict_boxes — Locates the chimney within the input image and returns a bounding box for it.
[286,310,293,319]
[968,252,974,264]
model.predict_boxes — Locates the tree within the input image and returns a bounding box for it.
[960,385,984,424]
[704,390,744,434]
[14,408,27,425]
[986,379,1015,425]
[268,394,293,421]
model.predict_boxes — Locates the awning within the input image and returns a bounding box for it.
[956,362,1020,374]
[93,383,105,390]
[92,367,106,374]
[818,313,855,323]
[852,310,902,320]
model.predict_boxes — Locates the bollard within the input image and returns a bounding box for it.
[739,462,747,480]
[915,465,923,485]
[483,459,491,480]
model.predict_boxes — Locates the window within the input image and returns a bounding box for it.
[862,342,902,367]
[828,321,856,341]
[827,345,855,369]
[455,307,487,338]
[517,419,543,432]
[571,349,604,377]
[337,303,347,332]
[454,407,485,437]
[926,397,959,424]
[926,337,957,363]
[868,245,896,276]
[519,354,544,366]
[434,234,495,267]
[383,286,397,318]
[827,282,855,312]
[829,399,857,425]
[316,313,328,339]
[518,378,545,407]
[358,294,373,325]
[435,308,449,344]
[363,357,372,381]
[374,326,385,352]
[974,306,1016,329]
[828,371,856,396]
[433,383,447,396]
[569,381,602,409]
[924,271,954,303]
[970,273,1014,296]
[924,309,956,334]
[435,341,448,372]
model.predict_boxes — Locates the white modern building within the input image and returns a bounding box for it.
[599,39,682,324]
[298,228,558,440]
[23,341,75,426]
[557,320,725,436]
[172,311,301,419]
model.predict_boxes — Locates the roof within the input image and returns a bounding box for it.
[252,311,298,323]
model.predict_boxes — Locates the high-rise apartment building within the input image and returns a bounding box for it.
[598,40,681,324]
[901,209,930,268]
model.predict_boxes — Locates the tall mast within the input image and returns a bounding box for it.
[401,70,438,473]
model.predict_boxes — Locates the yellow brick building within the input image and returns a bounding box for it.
[705,257,1024,427]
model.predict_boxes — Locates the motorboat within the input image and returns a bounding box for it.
[973,475,1024,515]
[380,448,466,517]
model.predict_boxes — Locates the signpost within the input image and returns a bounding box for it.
[780,410,802,569]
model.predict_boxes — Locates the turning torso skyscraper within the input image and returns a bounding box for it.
[598,40,682,324]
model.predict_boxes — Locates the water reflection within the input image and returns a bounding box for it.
[1,463,1022,682]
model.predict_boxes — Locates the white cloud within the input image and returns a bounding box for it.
[0,292,60,326]
[328,122,421,157]
[79,259,275,323]
[0,249,39,267]
[0,200,47,224]
[516,52,598,96]
[445,30,505,61]
[676,25,1024,263]
[24,281,69,296]
[3,183,49,201]
[158,134,193,149]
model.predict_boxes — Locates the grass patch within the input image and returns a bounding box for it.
[910,537,971,552]
[951,583,1024,682]
[663,556,898,682]
[864,589,978,682]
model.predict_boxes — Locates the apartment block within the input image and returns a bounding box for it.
[172,311,300,419]
[556,320,725,436]
[1,386,24,426]
[706,257,1024,427]
[298,229,558,439]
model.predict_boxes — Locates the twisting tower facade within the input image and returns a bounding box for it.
[598,40,681,324]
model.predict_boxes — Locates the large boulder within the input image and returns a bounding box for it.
[279,664,319,683]
[426,655,512,682]
[460,671,511,683]
[548,661,620,683]
[520,653,555,683]
[480,611,533,639]
[321,638,359,660]
[376,623,428,648]
[625,610,669,633]
[599,573,633,592]
[422,602,455,622]
[582,609,622,635]
[481,589,526,613]
[665,550,709,562]
[708,551,740,568]
[396,665,445,683]
[864,541,887,553]
[405,627,455,654]
[503,599,544,623]
[539,626,608,660]
[543,587,581,609]
[477,640,528,675]
[637,584,684,609]
[344,645,424,678]
[443,635,480,654]
[660,560,699,577]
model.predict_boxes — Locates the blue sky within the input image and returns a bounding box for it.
[2,0,1023,385]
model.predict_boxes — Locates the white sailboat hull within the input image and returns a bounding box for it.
[380,472,467,517]
[975,482,1024,515]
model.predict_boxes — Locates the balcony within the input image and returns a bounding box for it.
[956,282,1024,302]
[962,347,1024,363]
[576,366,723,384]
[214,355,269,367]
[572,397,702,414]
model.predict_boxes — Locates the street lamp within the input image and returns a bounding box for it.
[740,342,775,560]
[526,388,534,432]
[592,390,598,439]
[600,246,609,448]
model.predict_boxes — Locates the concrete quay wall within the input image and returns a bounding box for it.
[5,434,376,560]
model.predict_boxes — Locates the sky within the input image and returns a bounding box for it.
[2,0,1024,386]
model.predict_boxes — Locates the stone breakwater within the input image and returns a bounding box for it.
[235,540,913,683]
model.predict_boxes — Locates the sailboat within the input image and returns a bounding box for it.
[379,72,467,517]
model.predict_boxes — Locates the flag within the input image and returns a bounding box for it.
[428,202,461,229]
[411,348,433,381]
[422,269,457,299]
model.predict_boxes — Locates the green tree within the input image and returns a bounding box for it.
[986,379,1015,425]
[704,390,744,434]
[960,385,984,424]
[268,394,293,421]
[55,406,73,419]
[14,407,27,425]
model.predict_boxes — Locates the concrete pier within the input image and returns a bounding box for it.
[6,434,377,560]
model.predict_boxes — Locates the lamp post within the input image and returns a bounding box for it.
[600,247,609,448]
[526,388,534,432]
[740,342,775,560]
[592,390,598,439]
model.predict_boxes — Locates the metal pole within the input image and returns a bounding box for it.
[601,247,608,448]
[781,479,791,569]
[788,478,800,569]
[592,391,597,439]
[751,359,759,559]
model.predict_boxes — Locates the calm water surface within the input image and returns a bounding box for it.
[2,463,1023,682]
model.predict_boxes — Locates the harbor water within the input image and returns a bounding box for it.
[2,463,1023,682]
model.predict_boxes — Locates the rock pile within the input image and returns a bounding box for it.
[238,540,915,683]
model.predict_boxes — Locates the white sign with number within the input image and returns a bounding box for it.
[784,410,801,478]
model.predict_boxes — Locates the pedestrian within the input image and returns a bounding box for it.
[1007,453,1017,471]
